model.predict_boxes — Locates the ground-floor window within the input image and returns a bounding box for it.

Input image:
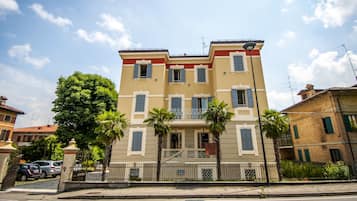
[129,168,140,181]
[330,149,343,162]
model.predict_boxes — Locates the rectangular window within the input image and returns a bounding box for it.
[173,69,181,81]
[192,97,212,119]
[330,149,343,162]
[322,117,334,134]
[304,149,311,162]
[4,115,11,122]
[197,132,209,149]
[197,68,206,83]
[129,168,140,180]
[131,131,143,151]
[231,89,253,108]
[241,128,253,151]
[297,149,303,162]
[16,136,21,142]
[135,94,145,112]
[168,69,185,82]
[293,125,299,139]
[139,64,148,77]
[343,114,357,132]
[170,132,182,149]
[171,97,182,119]
[176,169,185,176]
[233,55,244,71]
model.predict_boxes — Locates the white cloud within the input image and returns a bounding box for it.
[8,44,50,69]
[0,0,19,15]
[97,13,125,33]
[288,48,357,88]
[302,0,357,28]
[76,13,138,49]
[276,31,296,47]
[267,90,298,110]
[30,3,72,27]
[285,0,294,5]
[280,8,289,13]
[89,65,111,74]
[0,63,55,127]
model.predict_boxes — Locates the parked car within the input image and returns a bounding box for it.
[33,160,62,178]
[16,163,41,181]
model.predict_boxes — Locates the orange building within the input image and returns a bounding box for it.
[12,125,58,147]
[0,96,24,146]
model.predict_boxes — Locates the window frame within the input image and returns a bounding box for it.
[330,149,343,162]
[322,116,334,134]
[194,65,208,83]
[127,128,146,156]
[139,64,148,78]
[236,125,258,156]
[230,52,248,72]
[4,115,11,122]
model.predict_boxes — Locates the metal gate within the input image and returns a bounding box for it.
[1,154,21,190]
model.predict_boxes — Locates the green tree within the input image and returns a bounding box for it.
[202,99,233,180]
[52,72,118,150]
[144,108,175,181]
[21,135,63,161]
[95,111,128,181]
[261,109,289,181]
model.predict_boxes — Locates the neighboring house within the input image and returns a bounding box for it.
[12,125,57,147]
[0,96,24,146]
[281,84,357,169]
[109,40,278,181]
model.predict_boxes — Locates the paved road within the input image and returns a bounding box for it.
[13,178,59,190]
[1,193,357,201]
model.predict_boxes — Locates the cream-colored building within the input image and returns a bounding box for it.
[109,40,277,181]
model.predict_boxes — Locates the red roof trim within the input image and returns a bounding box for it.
[166,63,212,69]
[214,50,260,56]
[123,58,165,64]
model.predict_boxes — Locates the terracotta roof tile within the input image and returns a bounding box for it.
[14,125,57,133]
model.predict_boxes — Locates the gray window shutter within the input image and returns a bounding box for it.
[192,97,198,119]
[147,64,152,78]
[208,96,213,104]
[168,69,173,82]
[133,64,139,78]
[247,89,254,108]
[180,69,185,82]
[131,131,142,151]
[135,94,145,112]
[171,97,182,118]
[233,55,244,71]
[197,68,206,82]
[231,89,238,108]
[241,129,253,150]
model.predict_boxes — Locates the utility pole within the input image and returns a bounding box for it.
[342,44,357,81]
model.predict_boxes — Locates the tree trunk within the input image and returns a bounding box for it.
[101,145,110,181]
[156,134,163,181]
[273,139,282,181]
[215,133,222,181]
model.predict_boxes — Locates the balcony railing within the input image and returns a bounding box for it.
[170,108,208,120]
[162,148,210,162]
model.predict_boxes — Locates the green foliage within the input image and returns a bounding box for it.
[144,108,175,137]
[52,71,118,149]
[95,111,128,146]
[90,145,104,162]
[261,109,289,140]
[323,161,350,179]
[202,99,234,136]
[281,160,350,180]
[21,135,63,162]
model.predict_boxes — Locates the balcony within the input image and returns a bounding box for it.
[162,148,214,162]
[170,108,208,127]
[278,133,293,148]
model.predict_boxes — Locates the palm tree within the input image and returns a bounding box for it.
[144,108,175,181]
[202,99,233,180]
[95,111,128,181]
[261,109,289,181]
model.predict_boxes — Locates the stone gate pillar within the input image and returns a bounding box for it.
[0,142,16,190]
[58,139,79,192]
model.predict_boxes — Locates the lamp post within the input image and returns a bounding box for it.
[243,42,270,185]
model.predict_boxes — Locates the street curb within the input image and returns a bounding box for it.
[58,191,357,199]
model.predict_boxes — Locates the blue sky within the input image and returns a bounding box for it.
[0,0,356,127]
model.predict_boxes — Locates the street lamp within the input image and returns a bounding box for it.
[243,41,270,185]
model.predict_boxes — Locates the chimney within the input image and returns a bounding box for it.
[298,84,317,100]
[0,96,7,105]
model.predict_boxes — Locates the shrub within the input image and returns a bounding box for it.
[323,161,350,180]
[281,160,324,179]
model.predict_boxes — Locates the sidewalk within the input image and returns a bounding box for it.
[57,182,357,199]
